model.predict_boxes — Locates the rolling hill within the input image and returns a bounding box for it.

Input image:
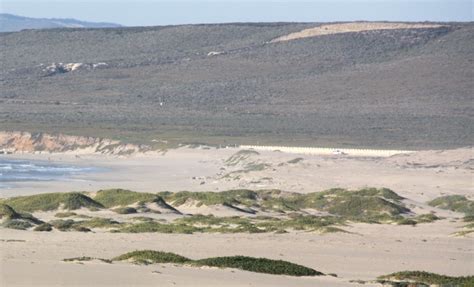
[0,22,472,149]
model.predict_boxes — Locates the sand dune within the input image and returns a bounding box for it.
[1,146,472,286]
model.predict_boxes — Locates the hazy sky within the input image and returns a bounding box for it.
[1,0,472,26]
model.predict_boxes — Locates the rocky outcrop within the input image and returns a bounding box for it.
[0,131,150,155]
[42,62,107,76]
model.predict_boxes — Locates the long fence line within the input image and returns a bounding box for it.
[239,145,415,157]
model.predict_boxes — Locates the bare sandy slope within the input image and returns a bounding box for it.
[1,220,472,287]
[1,147,472,204]
[270,22,446,42]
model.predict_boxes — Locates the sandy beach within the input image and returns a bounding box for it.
[1,220,473,286]
[1,147,472,201]
[1,146,473,286]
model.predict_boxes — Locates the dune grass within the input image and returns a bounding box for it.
[428,195,474,215]
[1,203,43,230]
[113,221,202,234]
[224,150,259,166]
[159,189,259,207]
[396,213,440,226]
[161,187,408,222]
[261,188,408,221]
[93,189,161,208]
[0,203,19,219]
[2,219,33,230]
[167,214,346,234]
[2,192,103,212]
[113,207,138,214]
[48,217,120,231]
[0,188,431,234]
[111,250,322,276]
[33,223,53,232]
[113,250,190,264]
[77,217,122,229]
[378,271,474,286]
[193,256,322,277]
[54,212,78,218]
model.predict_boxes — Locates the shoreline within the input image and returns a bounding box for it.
[1,147,472,201]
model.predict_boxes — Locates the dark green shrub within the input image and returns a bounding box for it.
[34,223,53,232]
[113,250,190,264]
[397,218,417,225]
[113,207,138,214]
[2,219,33,230]
[378,271,474,286]
[0,203,19,219]
[193,256,322,276]
[55,212,77,218]
[49,219,76,231]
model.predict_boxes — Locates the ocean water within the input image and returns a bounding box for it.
[0,158,99,188]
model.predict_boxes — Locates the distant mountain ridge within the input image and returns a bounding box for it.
[0,13,122,32]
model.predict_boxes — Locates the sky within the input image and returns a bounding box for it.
[1,0,472,26]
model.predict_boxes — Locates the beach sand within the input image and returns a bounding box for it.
[1,147,472,286]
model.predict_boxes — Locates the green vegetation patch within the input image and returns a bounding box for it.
[261,188,408,221]
[159,189,258,207]
[1,203,43,230]
[2,219,33,230]
[113,207,138,214]
[378,271,474,287]
[54,212,78,218]
[47,217,121,231]
[93,189,159,207]
[225,150,259,166]
[396,214,440,226]
[77,218,122,229]
[114,221,201,234]
[3,192,103,212]
[256,214,345,233]
[115,214,318,234]
[48,219,81,231]
[113,250,190,265]
[34,223,53,232]
[112,250,323,276]
[0,203,19,219]
[93,189,175,213]
[428,195,474,215]
[193,256,322,277]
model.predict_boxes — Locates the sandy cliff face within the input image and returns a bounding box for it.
[0,131,149,154]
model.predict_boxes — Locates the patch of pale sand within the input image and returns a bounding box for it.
[0,220,472,286]
[0,261,355,287]
[386,147,473,169]
[270,22,447,43]
[173,200,256,217]
[1,147,472,205]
